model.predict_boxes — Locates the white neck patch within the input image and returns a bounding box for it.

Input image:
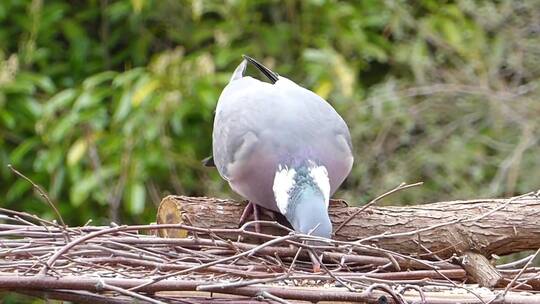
[273,165,296,214]
[273,163,331,214]
[309,164,330,208]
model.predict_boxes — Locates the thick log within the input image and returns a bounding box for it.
[157,194,540,259]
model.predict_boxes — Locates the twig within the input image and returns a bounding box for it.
[308,247,355,292]
[197,274,290,291]
[397,284,426,304]
[96,279,166,304]
[365,283,407,304]
[1,195,539,304]
[497,254,536,270]
[494,248,540,303]
[7,164,66,228]
[257,291,291,304]
[128,233,297,291]
[287,246,303,273]
[334,182,423,235]
[19,289,132,304]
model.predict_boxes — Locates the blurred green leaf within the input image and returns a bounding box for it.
[73,91,98,111]
[44,89,77,116]
[132,78,159,106]
[6,180,31,203]
[113,89,132,122]
[70,168,115,207]
[67,138,87,166]
[83,71,117,89]
[50,113,78,142]
[128,182,146,215]
[10,139,39,164]
[0,110,15,129]
[20,72,56,93]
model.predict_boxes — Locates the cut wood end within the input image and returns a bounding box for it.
[157,195,188,238]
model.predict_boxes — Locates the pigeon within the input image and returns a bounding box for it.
[209,55,353,239]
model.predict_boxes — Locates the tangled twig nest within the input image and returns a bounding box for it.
[0,206,539,304]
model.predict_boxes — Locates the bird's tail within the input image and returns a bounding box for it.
[242,55,279,84]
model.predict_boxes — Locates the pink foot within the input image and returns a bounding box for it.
[238,201,261,233]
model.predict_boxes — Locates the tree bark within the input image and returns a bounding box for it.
[157,194,540,259]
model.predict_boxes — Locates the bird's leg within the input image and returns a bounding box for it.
[238,201,254,226]
[238,201,262,233]
[253,203,261,233]
[239,202,289,234]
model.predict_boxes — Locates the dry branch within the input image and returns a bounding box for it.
[1,192,539,303]
[3,276,540,304]
[157,195,540,258]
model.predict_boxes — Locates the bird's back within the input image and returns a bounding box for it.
[212,70,353,211]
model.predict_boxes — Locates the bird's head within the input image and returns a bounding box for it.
[272,162,332,239]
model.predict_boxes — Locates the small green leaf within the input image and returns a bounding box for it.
[113,90,132,122]
[0,110,15,129]
[45,89,77,116]
[112,68,145,87]
[129,182,146,215]
[70,174,98,207]
[73,91,97,111]
[70,168,115,206]
[2,77,35,94]
[10,138,39,164]
[50,113,78,142]
[6,179,31,202]
[83,71,117,89]
[67,138,87,166]
[132,79,159,106]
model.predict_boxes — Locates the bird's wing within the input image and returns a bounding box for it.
[212,73,277,181]
[204,56,277,170]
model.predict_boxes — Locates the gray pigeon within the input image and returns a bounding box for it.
[210,56,353,239]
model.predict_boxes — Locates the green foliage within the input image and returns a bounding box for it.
[1,0,539,225]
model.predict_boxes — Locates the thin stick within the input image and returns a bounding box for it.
[498,248,540,302]
[96,279,167,304]
[129,233,297,291]
[3,275,540,303]
[1,195,539,303]
[7,164,66,227]
[197,273,290,291]
[398,284,426,304]
[257,291,291,304]
[19,289,132,304]
[334,182,423,235]
[365,283,407,304]
[308,247,355,292]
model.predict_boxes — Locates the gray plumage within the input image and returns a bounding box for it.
[211,56,353,237]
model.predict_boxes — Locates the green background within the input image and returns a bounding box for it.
[1,0,539,226]
[1,0,539,302]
